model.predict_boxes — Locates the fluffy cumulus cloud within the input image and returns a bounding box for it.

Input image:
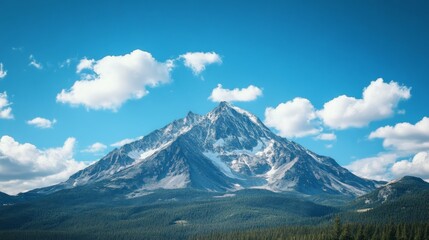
[318,78,410,129]
[0,92,13,119]
[180,52,222,75]
[27,117,57,129]
[369,117,429,153]
[345,153,397,180]
[110,136,143,148]
[0,136,87,195]
[209,84,262,102]
[391,152,429,179]
[0,63,7,78]
[264,97,321,138]
[82,142,107,153]
[29,54,43,69]
[56,50,173,111]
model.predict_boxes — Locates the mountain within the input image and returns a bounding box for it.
[0,192,13,205]
[342,176,429,224]
[351,176,429,208]
[29,102,381,197]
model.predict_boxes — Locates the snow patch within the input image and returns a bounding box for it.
[328,176,367,196]
[136,174,190,191]
[203,151,238,179]
[128,141,173,164]
[214,193,236,198]
[213,138,225,148]
[306,150,323,163]
[356,208,372,213]
[231,105,261,125]
[265,158,298,183]
[174,220,189,226]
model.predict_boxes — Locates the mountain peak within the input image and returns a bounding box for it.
[399,176,425,182]
[34,102,381,197]
[355,175,429,207]
[212,101,234,113]
[218,101,232,107]
[208,101,263,127]
[185,111,200,121]
[389,176,428,186]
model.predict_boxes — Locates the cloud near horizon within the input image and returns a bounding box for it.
[209,84,262,102]
[56,50,174,111]
[82,142,107,153]
[345,117,429,181]
[264,78,411,139]
[346,151,429,181]
[0,136,87,195]
[369,117,429,154]
[345,153,397,181]
[391,151,429,179]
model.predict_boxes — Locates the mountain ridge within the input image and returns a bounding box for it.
[28,102,382,197]
[351,175,429,209]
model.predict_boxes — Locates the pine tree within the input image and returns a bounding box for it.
[333,216,342,240]
[339,224,352,240]
[355,225,364,240]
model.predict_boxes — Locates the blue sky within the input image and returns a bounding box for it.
[1,0,429,194]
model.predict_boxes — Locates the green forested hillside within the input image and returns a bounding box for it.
[0,189,336,239]
[0,187,428,240]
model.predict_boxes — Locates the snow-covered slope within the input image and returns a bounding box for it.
[32,102,381,197]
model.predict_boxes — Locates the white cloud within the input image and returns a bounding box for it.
[76,57,95,73]
[29,55,43,69]
[345,153,397,181]
[209,84,263,102]
[318,78,410,129]
[180,52,222,75]
[391,152,429,179]
[0,63,7,79]
[346,151,429,181]
[110,136,143,148]
[264,97,321,138]
[56,49,173,111]
[27,117,57,129]
[369,117,429,153]
[0,92,13,119]
[315,133,337,141]
[0,136,87,195]
[82,142,107,153]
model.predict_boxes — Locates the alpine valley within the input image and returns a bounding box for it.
[1,102,428,240]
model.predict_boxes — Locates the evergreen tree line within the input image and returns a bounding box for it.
[194,217,429,240]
